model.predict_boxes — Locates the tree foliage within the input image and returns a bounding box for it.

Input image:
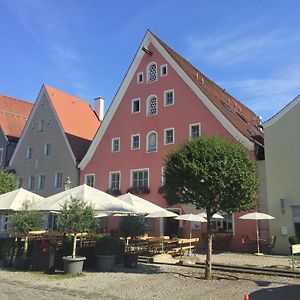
[0,170,16,195]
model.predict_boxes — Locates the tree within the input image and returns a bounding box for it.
[10,200,44,258]
[57,197,95,258]
[164,136,258,280]
[0,170,16,195]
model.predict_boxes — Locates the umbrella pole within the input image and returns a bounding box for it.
[189,222,192,256]
[256,219,260,254]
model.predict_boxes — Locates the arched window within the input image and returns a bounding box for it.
[147,131,157,152]
[147,62,157,82]
[147,95,157,116]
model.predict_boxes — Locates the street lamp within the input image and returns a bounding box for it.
[64,177,72,191]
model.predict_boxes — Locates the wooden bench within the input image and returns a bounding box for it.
[166,238,199,256]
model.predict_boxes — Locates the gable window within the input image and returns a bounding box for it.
[137,72,143,84]
[112,138,120,152]
[44,143,51,156]
[164,89,174,106]
[164,128,174,145]
[38,120,44,132]
[26,147,33,160]
[189,123,201,139]
[0,148,3,166]
[132,99,140,113]
[38,175,46,190]
[85,174,95,187]
[131,134,140,150]
[17,177,24,188]
[28,176,35,191]
[147,96,157,116]
[131,169,148,188]
[147,62,157,82]
[109,172,120,189]
[147,131,157,152]
[54,171,63,189]
[160,64,168,76]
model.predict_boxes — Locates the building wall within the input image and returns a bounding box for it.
[11,91,79,197]
[265,100,300,254]
[80,42,257,250]
[0,129,8,168]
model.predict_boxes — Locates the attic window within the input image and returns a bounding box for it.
[147,62,157,82]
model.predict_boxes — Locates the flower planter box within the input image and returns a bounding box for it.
[63,256,86,274]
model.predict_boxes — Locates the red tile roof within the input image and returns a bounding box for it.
[44,85,100,160]
[0,94,33,139]
[152,32,263,145]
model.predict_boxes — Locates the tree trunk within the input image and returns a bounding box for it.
[23,235,29,258]
[72,234,77,258]
[205,214,213,280]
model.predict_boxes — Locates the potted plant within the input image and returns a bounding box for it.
[126,186,150,195]
[106,187,122,196]
[119,215,146,268]
[10,200,44,270]
[57,197,95,274]
[95,235,123,271]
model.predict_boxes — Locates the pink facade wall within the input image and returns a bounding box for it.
[81,43,257,251]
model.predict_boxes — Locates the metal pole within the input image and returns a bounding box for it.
[256,219,260,254]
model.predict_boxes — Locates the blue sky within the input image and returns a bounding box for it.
[1,0,299,121]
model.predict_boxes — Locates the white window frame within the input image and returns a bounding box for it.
[130,168,149,188]
[131,98,141,114]
[0,148,3,166]
[137,72,143,84]
[131,134,140,150]
[146,95,158,116]
[160,64,168,77]
[146,131,158,153]
[17,177,24,188]
[38,174,46,190]
[109,171,121,190]
[147,61,158,83]
[28,176,35,191]
[54,171,63,189]
[161,166,165,186]
[43,143,51,157]
[85,174,95,187]
[38,119,44,132]
[111,137,120,153]
[189,123,201,139]
[164,89,175,106]
[26,146,33,160]
[212,213,234,234]
[164,128,175,145]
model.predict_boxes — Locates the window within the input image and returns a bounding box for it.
[109,172,120,189]
[160,64,168,76]
[131,134,140,150]
[147,96,157,116]
[147,131,157,152]
[85,174,95,187]
[0,148,3,166]
[164,90,174,106]
[137,72,143,84]
[28,176,35,191]
[54,171,63,189]
[38,175,46,190]
[189,123,201,139]
[38,120,44,132]
[164,128,174,144]
[17,177,24,188]
[44,143,51,156]
[112,138,120,152]
[132,99,140,113]
[161,166,165,186]
[147,62,157,82]
[47,118,52,126]
[0,214,10,232]
[131,169,148,188]
[212,214,233,233]
[26,147,33,160]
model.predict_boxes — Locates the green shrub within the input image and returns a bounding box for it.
[0,239,16,259]
[119,215,146,239]
[289,236,299,245]
[95,236,122,256]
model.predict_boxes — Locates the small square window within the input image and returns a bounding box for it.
[38,175,46,190]
[164,90,174,106]
[137,72,143,84]
[132,99,140,113]
[85,174,95,187]
[44,143,51,156]
[112,138,120,152]
[110,172,120,189]
[164,128,174,144]
[161,64,168,76]
[189,123,201,139]
[38,120,44,132]
[26,147,33,160]
[28,176,35,191]
[54,172,62,189]
[131,135,140,150]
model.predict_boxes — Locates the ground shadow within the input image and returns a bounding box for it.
[249,284,300,300]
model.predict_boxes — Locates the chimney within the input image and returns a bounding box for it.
[94,96,104,121]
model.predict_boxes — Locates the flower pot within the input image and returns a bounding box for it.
[96,255,116,272]
[123,253,138,268]
[62,256,86,274]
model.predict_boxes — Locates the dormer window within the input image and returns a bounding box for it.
[160,64,168,76]
[147,62,157,82]
[147,95,157,116]
[137,72,143,84]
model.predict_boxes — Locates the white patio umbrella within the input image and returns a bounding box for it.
[239,212,275,255]
[175,214,207,255]
[198,212,224,219]
[145,210,178,218]
[37,184,134,213]
[0,188,44,211]
[118,193,165,214]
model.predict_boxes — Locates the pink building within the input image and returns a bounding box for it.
[79,31,264,251]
